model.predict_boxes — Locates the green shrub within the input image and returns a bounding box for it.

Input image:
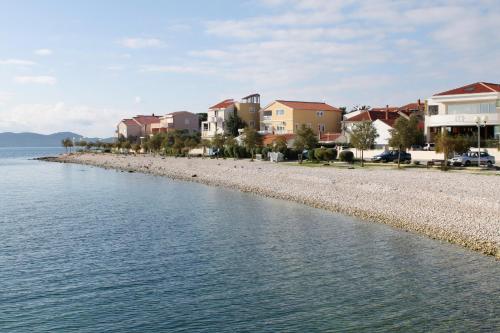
[261,147,270,159]
[324,148,337,161]
[255,147,262,154]
[314,148,325,161]
[339,150,354,163]
[308,149,316,161]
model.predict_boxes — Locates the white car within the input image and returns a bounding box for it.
[448,151,495,166]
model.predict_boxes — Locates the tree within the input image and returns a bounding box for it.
[225,136,238,159]
[211,133,225,159]
[389,114,420,168]
[242,127,263,160]
[350,121,378,167]
[149,134,163,154]
[436,133,473,170]
[61,138,72,153]
[225,114,247,137]
[132,143,141,154]
[294,125,318,153]
[272,135,288,154]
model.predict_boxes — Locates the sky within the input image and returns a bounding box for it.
[1,0,499,137]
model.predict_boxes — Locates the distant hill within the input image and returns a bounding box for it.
[0,132,115,147]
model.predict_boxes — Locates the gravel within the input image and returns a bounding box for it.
[53,153,500,258]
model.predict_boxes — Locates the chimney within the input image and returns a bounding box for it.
[385,104,389,120]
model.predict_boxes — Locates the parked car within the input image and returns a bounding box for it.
[371,150,412,163]
[448,151,495,166]
[423,143,435,151]
[410,145,423,151]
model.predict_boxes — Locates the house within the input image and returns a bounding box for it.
[425,82,500,142]
[342,107,409,147]
[201,94,261,139]
[117,115,160,140]
[260,100,342,135]
[151,111,199,134]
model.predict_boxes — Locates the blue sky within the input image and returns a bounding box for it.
[1,0,499,137]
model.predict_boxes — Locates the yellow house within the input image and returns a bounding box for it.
[260,100,342,135]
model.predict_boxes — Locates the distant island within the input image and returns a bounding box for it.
[0,132,114,147]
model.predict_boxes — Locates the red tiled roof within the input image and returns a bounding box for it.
[133,115,160,125]
[399,102,424,111]
[319,133,342,141]
[378,118,397,127]
[370,106,399,112]
[262,134,295,146]
[122,119,139,126]
[210,99,235,109]
[434,82,500,96]
[276,100,340,112]
[346,110,400,122]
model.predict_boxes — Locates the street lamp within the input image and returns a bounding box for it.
[474,116,488,167]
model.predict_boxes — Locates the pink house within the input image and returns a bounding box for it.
[117,115,160,140]
[152,111,199,134]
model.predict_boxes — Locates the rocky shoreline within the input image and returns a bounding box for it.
[47,153,499,259]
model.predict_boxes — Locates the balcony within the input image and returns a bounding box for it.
[426,112,500,127]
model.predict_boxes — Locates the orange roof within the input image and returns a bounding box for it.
[276,100,340,112]
[347,110,401,122]
[319,133,342,141]
[122,119,140,126]
[262,134,295,146]
[133,115,160,125]
[435,82,500,96]
[210,99,235,109]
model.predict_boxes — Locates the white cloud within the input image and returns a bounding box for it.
[139,64,213,75]
[0,102,125,137]
[14,76,57,85]
[118,37,165,49]
[0,59,36,66]
[189,0,500,107]
[34,48,53,56]
[0,91,13,105]
[106,65,125,71]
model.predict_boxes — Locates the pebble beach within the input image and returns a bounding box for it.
[51,153,500,258]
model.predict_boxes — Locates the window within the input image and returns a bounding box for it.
[249,106,256,113]
[447,102,496,115]
[249,120,255,127]
[263,110,272,120]
[276,109,285,116]
[318,124,325,133]
[316,111,324,117]
[428,105,439,115]
[276,125,286,133]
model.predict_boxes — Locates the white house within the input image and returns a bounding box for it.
[425,82,500,142]
[342,108,409,148]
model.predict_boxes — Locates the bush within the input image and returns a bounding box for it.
[261,147,270,160]
[255,147,262,154]
[308,149,316,162]
[313,148,325,161]
[339,150,354,163]
[324,148,337,161]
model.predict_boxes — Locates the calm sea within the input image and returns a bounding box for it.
[0,147,499,332]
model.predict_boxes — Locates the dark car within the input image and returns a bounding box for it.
[371,150,411,163]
